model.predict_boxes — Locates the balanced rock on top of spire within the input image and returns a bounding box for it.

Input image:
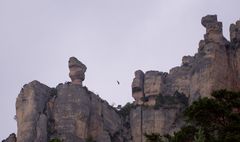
[68,57,87,85]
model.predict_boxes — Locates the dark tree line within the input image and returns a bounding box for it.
[145,90,240,142]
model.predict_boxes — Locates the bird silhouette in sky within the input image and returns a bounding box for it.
[117,81,120,85]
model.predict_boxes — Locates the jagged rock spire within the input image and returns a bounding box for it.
[68,57,87,85]
[201,15,225,44]
[230,20,240,43]
[132,70,145,105]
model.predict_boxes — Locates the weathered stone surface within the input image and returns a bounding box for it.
[230,20,240,43]
[201,15,226,44]
[144,71,164,97]
[131,15,240,104]
[10,15,240,142]
[49,84,91,141]
[15,58,124,142]
[131,70,167,106]
[201,15,218,28]
[69,57,87,85]
[182,56,194,66]
[2,133,16,142]
[132,70,145,105]
[130,105,185,142]
[16,82,124,142]
[130,15,240,142]
[50,84,124,142]
[16,80,52,142]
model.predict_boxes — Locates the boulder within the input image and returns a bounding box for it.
[69,57,87,85]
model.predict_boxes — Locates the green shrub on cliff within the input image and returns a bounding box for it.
[154,92,188,109]
[49,138,61,142]
[193,127,205,142]
[118,102,134,119]
[151,90,240,142]
[144,133,164,142]
[168,90,240,142]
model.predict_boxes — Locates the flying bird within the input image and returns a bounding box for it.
[117,81,120,85]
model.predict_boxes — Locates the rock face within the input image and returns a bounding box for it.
[49,84,123,142]
[130,90,188,142]
[130,105,185,142]
[130,15,240,142]
[132,70,145,105]
[4,15,240,142]
[14,57,126,142]
[16,80,52,142]
[2,133,17,142]
[230,20,240,43]
[131,15,240,105]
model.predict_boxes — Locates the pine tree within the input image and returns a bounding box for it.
[193,127,205,142]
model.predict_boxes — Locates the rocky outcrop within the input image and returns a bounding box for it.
[201,15,225,44]
[2,133,16,142]
[230,20,240,44]
[131,15,240,105]
[4,15,240,142]
[14,57,126,142]
[132,70,145,105]
[130,105,185,142]
[16,80,52,142]
[130,15,240,142]
[49,84,123,142]
[130,92,188,142]
[69,57,87,85]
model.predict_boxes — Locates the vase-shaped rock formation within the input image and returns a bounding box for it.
[69,57,87,85]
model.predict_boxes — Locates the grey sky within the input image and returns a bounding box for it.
[1,0,240,140]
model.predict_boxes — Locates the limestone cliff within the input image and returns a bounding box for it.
[132,15,240,105]
[3,15,240,142]
[130,15,240,142]
[13,57,127,142]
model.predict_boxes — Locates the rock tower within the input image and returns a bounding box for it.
[131,15,240,107]
[3,15,240,142]
[68,57,87,85]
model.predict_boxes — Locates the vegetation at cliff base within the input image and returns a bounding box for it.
[184,90,240,142]
[193,127,205,142]
[154,91,188,109]
[145,90,240,142]
[164,126,197,142]
[49,138,61,142]
[144,133,164,142]
[85,136,96,142]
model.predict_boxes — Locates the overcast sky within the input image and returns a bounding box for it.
[1,0,240,140]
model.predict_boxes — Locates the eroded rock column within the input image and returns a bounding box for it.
[16,81,52,142]
[201,15,225,44]
[132,70,145,105]
[230,20,240,44]
[69,57,87,85]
